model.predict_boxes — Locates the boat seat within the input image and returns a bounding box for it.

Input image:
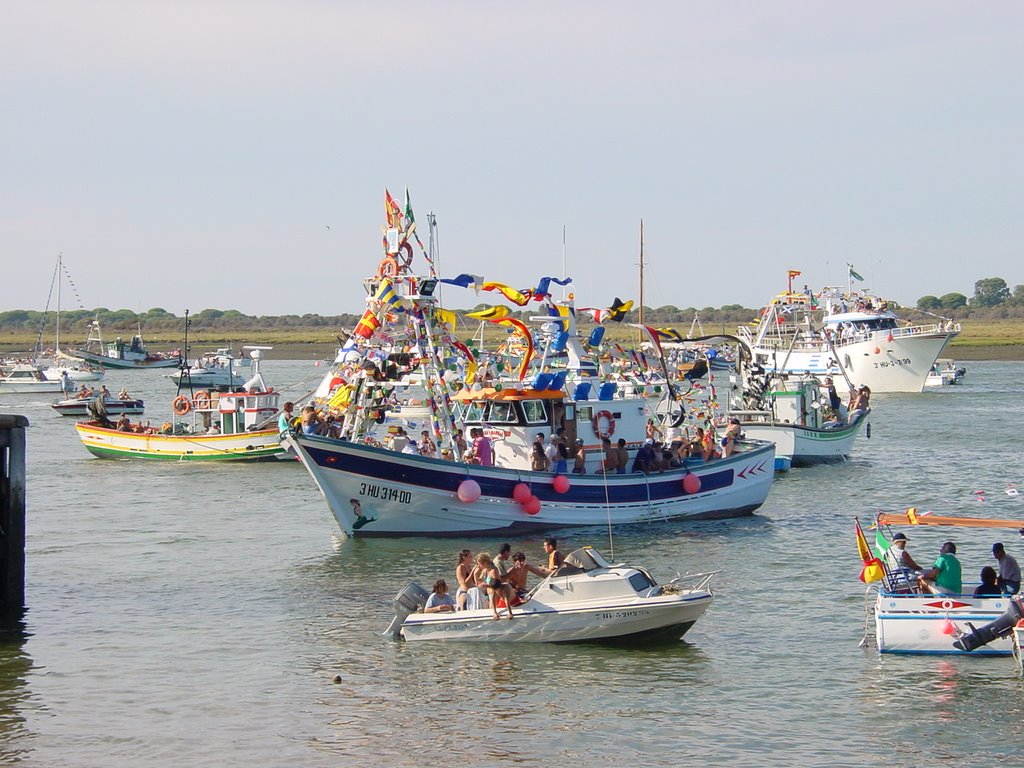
[548,371,567,391]
[532,372,554,391]
[573,382,592,401]
[598,382,617,401]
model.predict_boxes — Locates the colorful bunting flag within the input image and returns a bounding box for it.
[482,281,531,306]
[465,305,511,320]
[486,317,534,380]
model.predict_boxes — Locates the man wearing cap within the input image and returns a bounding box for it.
[993,542,1021,595]
[885,532,923,573]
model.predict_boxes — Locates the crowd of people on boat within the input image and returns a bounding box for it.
[425,538,567,620]
[885,532,1021,597]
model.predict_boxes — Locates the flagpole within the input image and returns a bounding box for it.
[638,219,645,327]
[561,225,567,301]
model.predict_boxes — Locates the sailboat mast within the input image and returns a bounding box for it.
[55,253,62,353]
[638,219,645,326]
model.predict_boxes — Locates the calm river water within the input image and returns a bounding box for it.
[2,360,1023,767]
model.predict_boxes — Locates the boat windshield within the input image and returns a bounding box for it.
[559,547,611,574]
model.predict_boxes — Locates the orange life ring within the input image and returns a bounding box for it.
[377,255,399,279]
[172,396,191,415]
[194,390,211,409]
[592,410,615,439]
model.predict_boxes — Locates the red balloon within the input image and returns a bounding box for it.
[512,482,532,504]
[682,474,701,494]
[552,475,570,494]
[524,496,541,515]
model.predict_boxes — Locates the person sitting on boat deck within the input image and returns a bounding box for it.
[572,438,586,474]
[472,427,493,467]
[300,405,322,435]
[476,553,514,620]
[633,438,658,473]
[668,439,686,468]
[99,385,111,399]
[76,384,92,399]
[419,430,436,457]
[721,418,742,458]
[701,427,719,461]
[885,532,923,574]
[918,541,962,595]
[993,542,1021,595]
[401,439,419,455]
[507,551,530,603]
[424,579,456,613]
[530,442,550,471]
[115,413,132,432]
[526,538,566,579]
[277,402,295,434]
[615,437,630,474]
[847,386,870,423]
[118,388,131,400]
[973,566,1002,598]
[206,422,221,435]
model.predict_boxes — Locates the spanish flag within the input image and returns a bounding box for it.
[855,519,885,583]
[384,189,403,228]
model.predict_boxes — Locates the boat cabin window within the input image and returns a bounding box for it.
[487,401,516,424]
[577,404,594,423]
[521,400,548,424]
[628,572,654,593]
[464,401,487,422]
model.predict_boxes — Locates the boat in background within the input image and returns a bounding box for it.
[75,348,285,461]
[66,317,181,370]
[925,359,966,388]
[51,393,145,418]
[386,546,716,644]
[738,269,959,394]
[727,374,869,471]
[167,347,253,390]
[0,363,69,394]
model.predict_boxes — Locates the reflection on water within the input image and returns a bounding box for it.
[0,614,34,763]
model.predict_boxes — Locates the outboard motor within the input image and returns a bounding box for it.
[953,597,1024,652]
[384,581,430,638]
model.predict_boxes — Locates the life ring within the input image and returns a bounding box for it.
[377,255,399,279]
[592,410,615,439]
[397,240,413,268]
[194,390,211,409]
[172,396,191,416]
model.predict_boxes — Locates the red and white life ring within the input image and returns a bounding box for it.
[193,390,211,410]
[172,396,191,416]
[592,410,615,439]
[376,255,399,279]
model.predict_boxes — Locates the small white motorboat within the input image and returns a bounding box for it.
[386,547,716,644]
[51,394,145,418]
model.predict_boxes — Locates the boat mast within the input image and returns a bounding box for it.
[638,219,645,326]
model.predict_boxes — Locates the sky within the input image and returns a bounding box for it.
[3,1,1022,318]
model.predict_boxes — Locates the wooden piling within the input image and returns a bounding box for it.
[0,415,29,614]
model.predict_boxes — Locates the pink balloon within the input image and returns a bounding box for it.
[457,479,481,503]
[552,475,570,494]
[682,474,701,494]
[940,619,955,635]
[512,482,532,505]
[524,496,541,515]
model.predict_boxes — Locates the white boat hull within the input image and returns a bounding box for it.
[51,397,145,417]
[401,593,712,643]
[285,434,775,537]
[755,332,954,393]
[738,413,867,466]
[875,591,1014,655]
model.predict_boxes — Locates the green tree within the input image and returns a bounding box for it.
[973,277,1010,307]
[917,295,941,310]
[939,293,968,310]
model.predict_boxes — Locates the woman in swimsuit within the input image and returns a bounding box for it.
[454,549,474,610]
[476,553,514,620]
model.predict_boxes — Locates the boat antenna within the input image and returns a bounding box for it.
[177,309,194,397]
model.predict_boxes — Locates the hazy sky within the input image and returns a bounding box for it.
[3,2,1022,318]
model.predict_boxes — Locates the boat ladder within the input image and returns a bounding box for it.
[859,584,879,649]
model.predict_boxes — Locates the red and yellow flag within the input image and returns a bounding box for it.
[855,519,885,583]
[486,317,534,380]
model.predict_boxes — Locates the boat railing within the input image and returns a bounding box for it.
[664,570,719,594]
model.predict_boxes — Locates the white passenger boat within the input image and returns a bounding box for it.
[386,546,716,643]
[738,272,959,393]
[0,364,68,394]
[51,394,145,418]
[924,359,966,388]
[860,510,1023,656]
[167,347,253,390]
[728,375,869,470]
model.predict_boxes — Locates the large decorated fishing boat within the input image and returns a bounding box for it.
[66,317,181,370]
[283,190,775,537]
[737,269,959,394]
